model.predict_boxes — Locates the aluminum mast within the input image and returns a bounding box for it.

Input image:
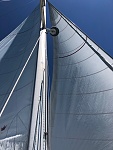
[28,0,47,149]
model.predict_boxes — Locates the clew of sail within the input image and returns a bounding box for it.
[0,4,41,150]
[48,2,113,150]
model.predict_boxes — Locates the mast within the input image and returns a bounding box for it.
[28,0,47,149]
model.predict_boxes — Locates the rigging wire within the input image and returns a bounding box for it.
[0,7,40,111]
[32,79,44,150]
[0,33,42,117]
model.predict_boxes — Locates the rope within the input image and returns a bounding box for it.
[0,34,42,117]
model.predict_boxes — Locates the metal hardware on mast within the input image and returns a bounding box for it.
[39,0,48,150]
[40,1,48,150]
[46,27,59,36]
[40,0,46,29]
[28,0,48,150]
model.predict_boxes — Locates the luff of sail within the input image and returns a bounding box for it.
[48,2,113,150]
[0,4,41,149]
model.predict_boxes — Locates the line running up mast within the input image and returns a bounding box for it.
[28,0,48,150]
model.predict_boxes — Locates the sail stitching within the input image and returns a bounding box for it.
[55,112,113,116]
[52,136,113,142]
[58,32,75,44]
[57,87,113,96]
[0,82,33,99]
[55,63,113,79]
[5,105,31,138]
[0,34,41,117]
[49,2,113,71]
[0,19,40,56]
[54,16,62,26]
[54,47,100,64]
[3,51,26,60]
[0,104,31,142]
[57,40,85,55]
[1,19,40,39]
[17,114,28,131]
[59,38,87,58]
[59,23,68,33]
[0,36,16,52]
[0,53,36,75]
[0,12,37,112]
[3,44,38,59]
[56,52,96,66]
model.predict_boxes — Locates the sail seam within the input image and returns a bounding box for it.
[2,19,40,38]
[17,114,28,131]
[55,64,113,79]
[5,104,31,139]
[55,112,113,116]
[3,51,26,60]
[0,54,36,75]
[0,81,33,96]
[52,136,113,141]
[56,88,113,95]
[56,52,96,66]
[58,32,75,44]
[49,2,113,71]
[48,1,113,60]
[0,12,37,113]
[0,34,41,117]
[59,39,86,58]
[56,87,113,95]
[59,23,68,33]
[57,40,85,55]
[54,16,62,26]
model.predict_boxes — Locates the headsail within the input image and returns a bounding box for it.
[0,4,41,149]
[48,2,113,150]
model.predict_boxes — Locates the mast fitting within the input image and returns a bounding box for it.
[46,26,59,36]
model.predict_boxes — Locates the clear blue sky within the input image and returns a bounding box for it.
[0,0,113,58]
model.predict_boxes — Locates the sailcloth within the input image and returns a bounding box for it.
[48,2,113,150]
[0,4,41,149]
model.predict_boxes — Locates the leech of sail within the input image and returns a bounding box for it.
[0,34,42,117]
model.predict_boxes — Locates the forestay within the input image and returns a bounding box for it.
[0,4,41,149]
[48,2,113,150]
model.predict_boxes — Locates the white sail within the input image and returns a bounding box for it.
[1,1,113,150]
[48,2,113,150]
[0,4,41,149]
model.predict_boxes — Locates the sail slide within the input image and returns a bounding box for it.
[48,2,113,150]
[0,4,41,149]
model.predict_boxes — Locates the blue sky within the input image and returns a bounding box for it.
[0,0,113,58]
[50,0,113,57]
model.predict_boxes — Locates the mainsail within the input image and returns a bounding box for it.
[48,2,113,150]
[0,4,41,149]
